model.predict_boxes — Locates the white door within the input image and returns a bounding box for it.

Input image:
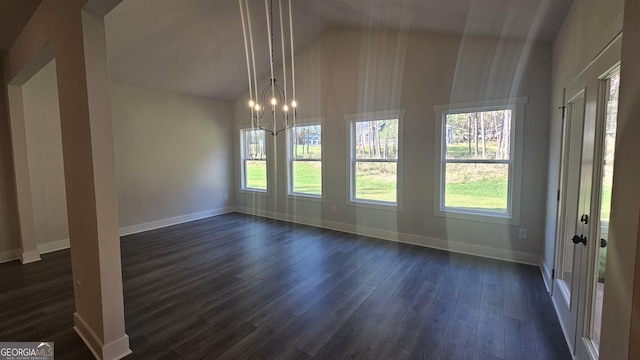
[575,64,621,360]
[553,79,589,353]
[553,35,621,359]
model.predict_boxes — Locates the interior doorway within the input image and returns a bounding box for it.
[20,60,70,254]
[6,48,69,263]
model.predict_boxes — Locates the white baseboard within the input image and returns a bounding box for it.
[102,334,131,360]
[74,312,131,360]
[119,207,234,236]
[2,205,540,266]
[14,239,72,264]
[0,208,235,263]
[0,249,21,264]
[234,207,541,265]
[2,238,82,264]
[550,294,574,358]
[37,238,70,255]
[541,262,553,293]
[20,249,41,264]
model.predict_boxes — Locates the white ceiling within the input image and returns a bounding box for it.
[104,0,572,101]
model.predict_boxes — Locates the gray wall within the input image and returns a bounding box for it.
[0,67,20,261]
[22,62,69,250]
[111,81,233,232]
[0,69,234,256]
[233,28,552,263]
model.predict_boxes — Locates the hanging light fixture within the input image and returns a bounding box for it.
[239,0,297,136]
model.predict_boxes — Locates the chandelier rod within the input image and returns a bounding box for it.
[239,0,297,136]
[288,0,296,107]
[264,0,276,134]
[279,0,288,110]
[239,0,254,128]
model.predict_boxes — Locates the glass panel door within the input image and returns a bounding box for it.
[552,85,588,353]
[591,68,620,351]
[555,35,621,359]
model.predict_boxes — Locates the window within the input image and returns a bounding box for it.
[434,98,526,224]
[241,128,267,191]
[288,124,322,197]
[347,110,404,208]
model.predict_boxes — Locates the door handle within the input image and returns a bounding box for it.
[601,238,608,248]
[572,234,587,246]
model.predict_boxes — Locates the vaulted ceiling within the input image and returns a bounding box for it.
[2,0,570,101]
[105,0,329,101]
[104,0,572,101]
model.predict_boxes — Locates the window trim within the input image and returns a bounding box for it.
[286,119,324,201]
[240,127,268,194]
[433,97,527,225]
[345,109,404,211]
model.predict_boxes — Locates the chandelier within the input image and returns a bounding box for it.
[239,0,297,136]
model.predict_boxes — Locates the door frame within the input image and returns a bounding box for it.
[552,33,622,359]
[575,60,621,360]
[553,79,588,354]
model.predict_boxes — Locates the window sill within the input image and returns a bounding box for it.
[286,193,324,203]
[240,189,269,196]
[434,207,518,225]
[348,199,403,212]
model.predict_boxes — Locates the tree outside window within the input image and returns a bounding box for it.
[444,109,512,212]
[347,110,404,208]
[434,97,526,224]
[288,124,322,196]
[241,128,267,191]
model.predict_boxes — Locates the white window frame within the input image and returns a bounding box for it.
[433,97,526,225]
[286,121,324,201]
[240,128,268,193]
[346,109,404,210]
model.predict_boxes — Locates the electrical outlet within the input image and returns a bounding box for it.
[224,193,228,201]
[330,205,336,213]
[518,228,528,239]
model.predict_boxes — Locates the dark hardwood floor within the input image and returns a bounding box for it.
[0,212,571,359]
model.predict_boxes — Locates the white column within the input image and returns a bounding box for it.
[53,8,130,360]
[7,85,40,264]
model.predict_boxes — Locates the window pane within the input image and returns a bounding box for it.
[292,161,321,195]
[445,110,511,160]
[292,125,321,159]
[355,119,399,160]
[290,124,322,196]
[355,162,396,202]
[245,160,266,190]
[592,69,620,349]
[244,129,266,160]
[444,163,508,212]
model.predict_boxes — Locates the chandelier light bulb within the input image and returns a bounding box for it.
[239,0,297,135]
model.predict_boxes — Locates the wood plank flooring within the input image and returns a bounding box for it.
[0,213,571,359]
